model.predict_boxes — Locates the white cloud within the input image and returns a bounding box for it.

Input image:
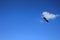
[42,11,59,20]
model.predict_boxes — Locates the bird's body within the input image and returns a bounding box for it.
[43,17,49,22]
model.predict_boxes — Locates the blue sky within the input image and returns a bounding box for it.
[0,0,60,40]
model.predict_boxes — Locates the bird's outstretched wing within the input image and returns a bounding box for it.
[43,17,49,22]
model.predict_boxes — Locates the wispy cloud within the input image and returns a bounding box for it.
[42,11,59,20]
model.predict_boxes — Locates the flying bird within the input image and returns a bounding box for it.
[42,11,59,23]
[43,17,49,22]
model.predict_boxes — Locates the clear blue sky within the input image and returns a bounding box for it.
[0,0,60,40]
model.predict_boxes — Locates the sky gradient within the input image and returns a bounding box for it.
[0,0,60,40]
